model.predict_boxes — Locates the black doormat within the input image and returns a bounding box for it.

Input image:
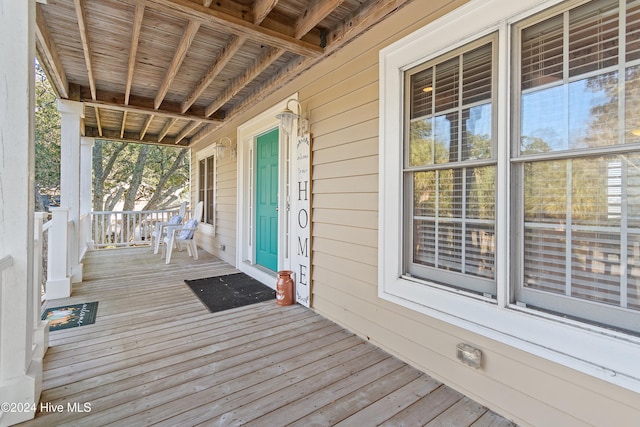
[185,273,275,313]
[41,302,99,331]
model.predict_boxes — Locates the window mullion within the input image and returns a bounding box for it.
[435,170,440,268]
[621,161,629,308]
[565,160,573,297]
[619,0,626,146]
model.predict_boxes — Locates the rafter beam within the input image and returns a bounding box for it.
[155,20,201,110]
[84,126,185,146]
[35,4,69,98]
[73,0,97,100]
[175,121,202,144]
[125,1,145,104]
[140,114,155,140]
[181,34,246,113]
[146,0,323,58]
[295,0,346,39]
[78,86,222,124]
[205,47,285,117]
[253,0,278,24]
[94,106,103,136]
[120,111,128,138]
[192,0,414,145]
[158,118,178,143]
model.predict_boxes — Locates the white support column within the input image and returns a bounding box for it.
[57,100,84,283]
[0,0,44,425]
[80,137,95,260]
[45,208,71,299]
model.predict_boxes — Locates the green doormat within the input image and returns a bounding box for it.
[41,302,99,331]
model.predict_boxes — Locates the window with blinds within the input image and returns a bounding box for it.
[404,36,497,296]
[198,155,215,226]
[515,0,640,333]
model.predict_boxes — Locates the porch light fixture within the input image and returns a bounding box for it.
[276,98,308,137]
[216,136,236,159]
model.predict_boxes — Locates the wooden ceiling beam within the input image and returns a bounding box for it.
[191,0,412,146]
[175,121,202,145]
[35,4,68,99]
[120,111,128,138]
[78,86,222,124]
[295,0,345,39]
[125,1,145,105]
[181,34,246,114]
[158,118,178,143]
[146,0,323,58]
[73,0,97,100]
[84,126,185,146]
[140,114,155,140]
[83,98,220,126]
[94,106,103,136]
[204,47,285,117]
[253,0,278,25]
[155,20,201,110]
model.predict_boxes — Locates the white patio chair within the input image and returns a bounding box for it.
[150,201,186,254]
[162,201,203,264]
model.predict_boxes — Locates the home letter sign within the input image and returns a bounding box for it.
[293,133,311,307]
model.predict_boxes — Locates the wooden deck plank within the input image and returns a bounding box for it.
[425,397,490,427]
[379,385,465,426]
[472,411,517,427]
[333,375,443,426]
[18,247,514,427]
[288,366,435,426]
[244,363,416,426]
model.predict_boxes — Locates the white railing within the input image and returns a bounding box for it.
[34,212,51,302]
[91,208,184,248]
[79,213,90,260]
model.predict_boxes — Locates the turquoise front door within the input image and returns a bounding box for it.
[255,129,279,271]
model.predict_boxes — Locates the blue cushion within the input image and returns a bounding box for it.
[168,215,182,225]
[178,218,198,240]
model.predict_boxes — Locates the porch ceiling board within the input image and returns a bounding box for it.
[36,0,412,147]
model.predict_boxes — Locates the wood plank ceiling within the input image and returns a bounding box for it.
[36,0,412,147]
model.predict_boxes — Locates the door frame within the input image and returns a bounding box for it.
[236,95,297,287]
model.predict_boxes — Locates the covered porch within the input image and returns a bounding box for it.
[20,247,513,426]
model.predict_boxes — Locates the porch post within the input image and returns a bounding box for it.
[80,136,95,257]
[0,0,45,425]
[57,99,84,283]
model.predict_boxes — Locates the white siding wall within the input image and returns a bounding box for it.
[193,0,640,425]
[191,136,237,266]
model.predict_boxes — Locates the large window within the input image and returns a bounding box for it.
[380,0,640,391]
[405,36,497,297]
[514,0,640,333]
[198,155,215,226]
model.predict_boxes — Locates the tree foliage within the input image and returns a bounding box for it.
[92,140,189,212]
[35,63,61,209]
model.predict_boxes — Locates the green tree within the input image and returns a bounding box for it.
[34,63,61,210]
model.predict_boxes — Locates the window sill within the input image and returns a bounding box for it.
[379,276,640,393]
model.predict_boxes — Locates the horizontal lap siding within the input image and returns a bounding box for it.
[295,1,640,426]
[191,142,237,266]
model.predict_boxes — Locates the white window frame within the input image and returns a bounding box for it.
[196,144,217,231]
[379,0,640,392]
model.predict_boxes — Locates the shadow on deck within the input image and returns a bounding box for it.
[20,247,515,426]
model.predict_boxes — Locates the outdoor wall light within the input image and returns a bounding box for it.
[276,98,308,137]
[216,136,236,159]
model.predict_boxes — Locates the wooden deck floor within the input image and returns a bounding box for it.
[20,247,515,426]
